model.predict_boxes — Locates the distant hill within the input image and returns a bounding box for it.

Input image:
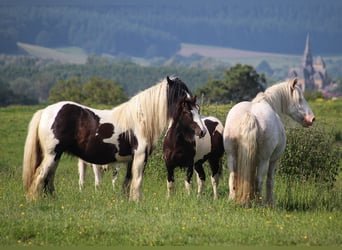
[1,0,341,57]
[16,41,300,71]
[15,41,342,81]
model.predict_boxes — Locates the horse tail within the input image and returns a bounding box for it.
[23,109,43,193]
[236,112,258,205]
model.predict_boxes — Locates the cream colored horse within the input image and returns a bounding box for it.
[223,79,315,205]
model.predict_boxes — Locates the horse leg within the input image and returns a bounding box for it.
[111,163,121,190]
[166,166,175,198]
[227,154,236,200]
[28,153,59,200]
[78,159,86,191]
[44,163,58,195]
[184,166,193,195]
[266,160,278,206]
[122,161,132,196]
[208,158,221,200]
[194,162,205,197]
[255,160,269,202]
[129,151,146,201]
[92,164,103,191]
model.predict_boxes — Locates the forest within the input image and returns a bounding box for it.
[0,55,225,105]
[1,0,341,57]
[1,0,341,106]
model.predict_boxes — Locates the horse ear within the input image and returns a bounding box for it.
[182,96,187,106]
[290,78,298,92]
[166,76,173,85]
[193,95,201,113]
[179,96,188,114]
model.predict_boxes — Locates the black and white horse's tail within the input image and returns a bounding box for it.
[23,109,43,200]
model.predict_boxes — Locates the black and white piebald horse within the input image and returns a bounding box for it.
[23,76,204,201]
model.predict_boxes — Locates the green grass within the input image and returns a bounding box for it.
[0,101,341,247]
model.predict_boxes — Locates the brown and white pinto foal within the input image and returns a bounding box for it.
[163,97,224,199]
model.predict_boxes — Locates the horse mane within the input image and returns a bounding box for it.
[252,79,299,115]
[166,77,192,118]
[170,97,184,126]
[112,78,168,149]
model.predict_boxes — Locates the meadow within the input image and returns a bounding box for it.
[0,100,341,247]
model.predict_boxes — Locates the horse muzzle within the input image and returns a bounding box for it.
[199,130,206,138]
[303,115,315,127]
[195,128,206,138]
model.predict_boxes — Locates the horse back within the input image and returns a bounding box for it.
[246,102,286,161]
[195,116,224,161]
[224,102,252,140]
[48,102,116,162]
[43,102,136,164]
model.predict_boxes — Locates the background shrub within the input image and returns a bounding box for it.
[278,125,341,187]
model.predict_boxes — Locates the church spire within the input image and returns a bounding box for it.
[302,34,313,71]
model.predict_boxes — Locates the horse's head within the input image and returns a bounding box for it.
[287,79,315,127]
[174,96,206,138]
[166,76,193,118]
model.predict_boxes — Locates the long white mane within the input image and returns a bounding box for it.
[252,79,300,115]
[112,79,168,149]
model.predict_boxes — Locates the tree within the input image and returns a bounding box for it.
[0,78,38,106]
[49,77,84,104]
[0,79,15,106]
[82,77,128,106]
[256,60,274,76]
[195,64,266,104]
[335,78,342,93]
[48,77,128,106]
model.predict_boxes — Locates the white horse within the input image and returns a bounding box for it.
[78,158,122,191]
[223,79,315,205]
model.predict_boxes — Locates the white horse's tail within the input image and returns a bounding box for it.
[236,112,258,205]
[23,109,43,194]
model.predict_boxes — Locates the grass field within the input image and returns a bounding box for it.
[0,100,341,247]
[17,42,87,64]
[178,43,342,73]
[178,43,301,69]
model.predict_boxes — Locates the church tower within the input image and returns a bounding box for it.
[302,34,315,89]
[302,34,313,71]
[287,35,331,92]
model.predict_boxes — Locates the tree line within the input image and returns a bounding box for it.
[0,55,269,106]
[0,55,223,106]
[1,0,341,57]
